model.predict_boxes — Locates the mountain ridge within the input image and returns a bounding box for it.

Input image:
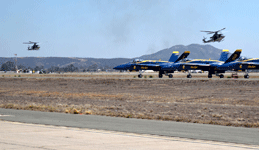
[0,44,226,69]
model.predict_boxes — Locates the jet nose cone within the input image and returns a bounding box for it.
[113,65,125,70]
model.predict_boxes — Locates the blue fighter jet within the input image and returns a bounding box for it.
[228,57,259,78]
[113,51,190,78]
[161,49,243,78]
[169,49,259,78]
[160,49,230,78]
[204,49,259,78]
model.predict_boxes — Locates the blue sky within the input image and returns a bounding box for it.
[1,0,259,58]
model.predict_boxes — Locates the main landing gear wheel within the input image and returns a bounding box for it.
[187,74,192,78]
[138,74,142,78]
[219,74,224,78]
[168,74,173,78]
[208,74,212,78]
[159,74,163,78]
[244,74,249,79]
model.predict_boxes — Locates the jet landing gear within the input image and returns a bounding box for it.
[208,74,212,78]
[158,71,173,78]
[217,74,224,78]
[138,70,144,78]
[244,70,249,79]
[186,71,192,78]
[159,72,163,78]
[244,74,249,79]
[215,73,224,78]
[244,73,249,79]
[138,74,143,78]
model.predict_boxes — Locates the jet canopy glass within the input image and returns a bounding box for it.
[237,57,248,61]
[180,58,193,62]
[131,59,144,63]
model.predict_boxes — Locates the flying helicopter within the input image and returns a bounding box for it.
[201,28,226,43]
[23,41,40,50]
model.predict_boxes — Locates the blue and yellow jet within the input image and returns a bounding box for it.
[113,51,190,78]
[168,49,259,78]
[160,49,231,78]
[229,56,259,78]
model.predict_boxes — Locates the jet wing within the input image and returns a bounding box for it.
[234,62,259,70]
[134,63,162,71]
[176,63,211,71]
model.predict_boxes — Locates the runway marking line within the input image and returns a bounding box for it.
[0,120,258,149]
[0,115,14,117]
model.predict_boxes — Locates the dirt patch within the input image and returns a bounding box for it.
[0,77,259,128]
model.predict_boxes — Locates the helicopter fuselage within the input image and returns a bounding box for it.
[28,45,40,50]
[201,28,226,43]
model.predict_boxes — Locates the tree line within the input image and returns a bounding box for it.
[0,61,113,72]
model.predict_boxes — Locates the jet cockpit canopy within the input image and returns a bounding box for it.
[180,58,192,62]
[131,59,144,63]
[237,57,248,61]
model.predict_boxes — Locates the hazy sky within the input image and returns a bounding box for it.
[1,0,259,58]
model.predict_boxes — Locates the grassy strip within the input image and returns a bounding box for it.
[1,103,258,128]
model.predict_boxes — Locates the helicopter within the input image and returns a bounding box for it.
[23,41,40,50]
[201,28,226,43]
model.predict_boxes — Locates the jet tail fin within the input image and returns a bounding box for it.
[218,49,229,61]
[168,51,179,62]
[225,49,242,63]
[174,51,190,63]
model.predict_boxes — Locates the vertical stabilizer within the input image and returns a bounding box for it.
[219,49,229,61]
[168,51,179,62]
[174,51,190,63]
[225,49,242,63]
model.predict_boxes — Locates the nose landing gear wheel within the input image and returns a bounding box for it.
[208,74,212,78]
[168,74,173,78]
[187,74,192,78]
[219,74,224,78]
[244,75,249,79]
[138,74,142,78]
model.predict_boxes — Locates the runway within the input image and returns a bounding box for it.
[0,108,258,146]
[1,121,256,150]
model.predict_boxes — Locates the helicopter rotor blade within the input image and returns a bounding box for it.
[200,31,215,34]
[23,41,39,44]
[200,30,213,33]
[201,28,226,34]
[216,28,226,33]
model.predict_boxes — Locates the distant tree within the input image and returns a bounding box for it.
[48,66,60,72]
[28,67,33,70]
[1,61,15,71]
[63,64,78,72]
[87,64,98,71]
[17,64,26,70]
[34,65,44,71]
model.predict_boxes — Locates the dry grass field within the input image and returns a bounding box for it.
[0,73,259,128]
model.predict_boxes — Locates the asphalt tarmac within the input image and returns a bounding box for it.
[0,108,258,146]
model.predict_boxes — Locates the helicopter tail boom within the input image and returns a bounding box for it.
[203,38,213,43]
